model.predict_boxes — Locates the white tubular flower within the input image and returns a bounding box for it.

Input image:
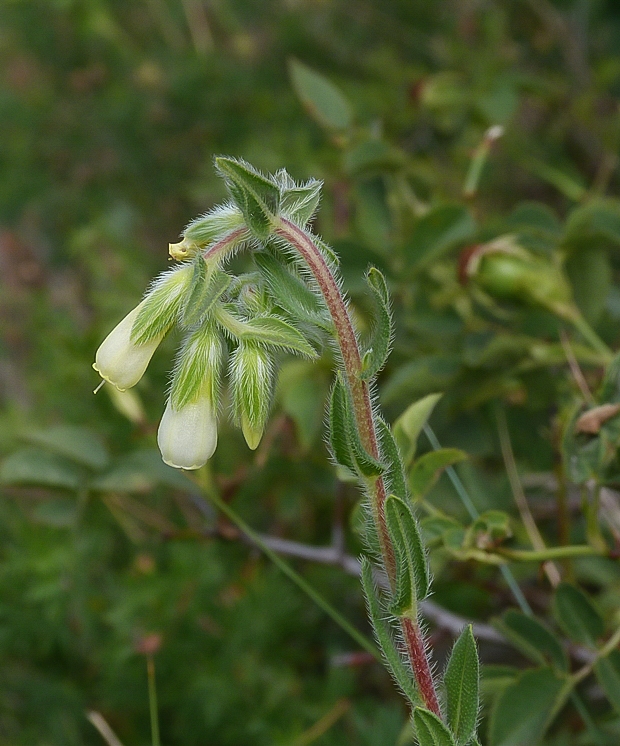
[94,264,193,391]
[93,302,162,391]
[157,395,218,470]
[158,322,223,469]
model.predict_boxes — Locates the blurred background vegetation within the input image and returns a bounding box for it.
[3,0,620,743]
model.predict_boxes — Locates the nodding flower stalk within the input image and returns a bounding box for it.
[93,157,476,730]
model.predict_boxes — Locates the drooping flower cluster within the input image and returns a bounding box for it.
[93,164,328,470]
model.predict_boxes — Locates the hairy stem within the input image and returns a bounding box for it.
[402,617,441,716]
[275,217,440,716]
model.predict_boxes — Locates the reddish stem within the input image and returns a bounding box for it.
[202,227,247,264]
[402,617,441,716]
[276,218,440,715]
[276,219,394,579]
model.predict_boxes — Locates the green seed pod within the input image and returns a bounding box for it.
[461,236,575,320]
[229,342,274,450]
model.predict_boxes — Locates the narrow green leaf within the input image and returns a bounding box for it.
[348,422,386,477]
[360,558,420,707]
[215,157,280,239]
[553,583,604,647]
[182,263,232,327]
[594,649,620,715]
[244,316,318,357]
[0,448,85,490]
[24,426,109,470]
[413,708,457,746]
[409,448,467,500]
[493,611,567,673]
[377,418,408,501]
[385,495,429,614]
[489,667,566,746]
[329,374,385,477]
[361,267,393,380]
[254,251,329,327]
[218,308,318,359]
[393,393,443,467]
[288,58,353,131]
[328,377,357,472]
[444,625,479,745]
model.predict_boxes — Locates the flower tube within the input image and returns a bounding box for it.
[94,264,193,391]
[157,322,223,470]
[93,302,162,391]
[157,394,218,469]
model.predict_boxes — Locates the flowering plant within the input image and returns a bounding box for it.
[94,157,479,744]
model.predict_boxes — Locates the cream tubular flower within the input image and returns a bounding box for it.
[157,322,223,470]
[93,302,162,391]
[93,264,193,391]
[157,395,218,470]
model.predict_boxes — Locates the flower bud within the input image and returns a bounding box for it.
[93,302,162,391]
[157,395,218,470]
[229,342,273,450]
[182,204,245,247]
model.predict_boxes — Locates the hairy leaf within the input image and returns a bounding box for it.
[183,204,245,245]
[376,417,408,501]
[132,264,194,345]
[385,495,429,614]
[182,263,232,327]
[328,377,357,472]
[215,157,280,239]
[218,310,318,358]
[254,251,328,327]
[170,323,223,410]
[361,267,393,380]
[413,708,457,746]
[360,558,420,706]
[329,374,385,477]
[280,178,322,226]
[443,625,479,745]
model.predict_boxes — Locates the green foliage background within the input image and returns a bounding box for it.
[3,0,620,743]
